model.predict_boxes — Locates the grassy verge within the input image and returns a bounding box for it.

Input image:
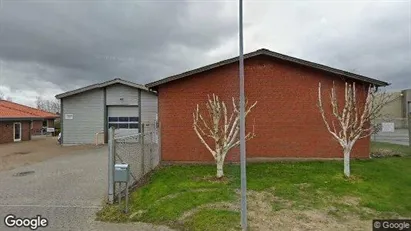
[97,142,411,230]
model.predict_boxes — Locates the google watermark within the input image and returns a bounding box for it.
[373,220,411,231]
[4,214,48,230]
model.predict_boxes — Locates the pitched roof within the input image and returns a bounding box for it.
[146,48,389,88]
[0,100,59,120]
[55,78,149,99]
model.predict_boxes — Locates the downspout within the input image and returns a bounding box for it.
[138,89,142,133]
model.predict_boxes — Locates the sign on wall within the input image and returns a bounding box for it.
[47,128,55,133]
[65,114,74,120]
[381,122,395,132]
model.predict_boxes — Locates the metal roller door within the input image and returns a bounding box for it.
[107,106,139,137]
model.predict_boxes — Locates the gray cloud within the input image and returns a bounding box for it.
[299,1,411,90]
[0,0,410,106]
[0,1,238,95]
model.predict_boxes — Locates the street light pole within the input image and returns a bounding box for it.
[239,0,247,230]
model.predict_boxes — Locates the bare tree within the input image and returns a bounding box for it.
[35,96,60,114]
[318,82,392,177]
[193,94,257,178]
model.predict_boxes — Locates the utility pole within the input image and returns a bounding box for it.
[239,0,247,230]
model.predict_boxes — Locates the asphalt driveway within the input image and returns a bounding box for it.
[372,129,410,146]
[0,146,171,231]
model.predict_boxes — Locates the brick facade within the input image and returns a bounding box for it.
[157,56,370,162]
[31,120,43,134]
[0,121,31,144]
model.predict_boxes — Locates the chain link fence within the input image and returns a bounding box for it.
[108,122,160,203]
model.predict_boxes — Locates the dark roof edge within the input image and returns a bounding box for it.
[55,78,150,99]
[146,48,389,88]
[0,117,45,121]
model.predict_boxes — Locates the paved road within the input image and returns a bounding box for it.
[0,147,172,231]
[372,129,410,146]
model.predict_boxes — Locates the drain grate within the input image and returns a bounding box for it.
[13,171,35,177]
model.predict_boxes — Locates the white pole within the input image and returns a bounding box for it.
[108,127,115,204]
[239,0,248,229]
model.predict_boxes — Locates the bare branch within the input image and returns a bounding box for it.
[318,81,392,177]
[193,94,257,178]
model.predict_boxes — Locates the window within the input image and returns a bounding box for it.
[129,123,139,129]
[108,123,119,129]
[108,117,139,130]
[119,123,128,129]
[108,117,118,122]
[119,117,128,122]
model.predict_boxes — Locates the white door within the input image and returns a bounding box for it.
[107,106,139,137]
[13,122,22,142]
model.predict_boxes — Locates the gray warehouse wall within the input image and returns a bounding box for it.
[106,84,139,106]
[402,89,411,118]
[379,92,403,119]
[140,91,158,133]
[62,89,104,144]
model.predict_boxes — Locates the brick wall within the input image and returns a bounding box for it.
[0,121,31,144]
[31,120,43,134]
[21,121,30,141]
[158,56,370,162]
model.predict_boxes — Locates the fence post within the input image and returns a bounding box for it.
[108,126,115,204]
[141,123,145,175]
[408,114,411,147]
[149,130,153,170]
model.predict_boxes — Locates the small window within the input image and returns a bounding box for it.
[129,117,139,122]
[129,123,139,129]
[119,123,128,129]
[42,120,47,127]
[119,117,128,122]
[109,123,119,129]
[109,117,119,122]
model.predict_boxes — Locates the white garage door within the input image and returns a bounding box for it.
[107,106,139,137]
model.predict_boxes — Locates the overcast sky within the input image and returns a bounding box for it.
[0,0,410,106]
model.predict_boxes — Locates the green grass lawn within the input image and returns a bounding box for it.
[97,142,411,230]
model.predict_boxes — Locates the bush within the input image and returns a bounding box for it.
[370,148,402,158]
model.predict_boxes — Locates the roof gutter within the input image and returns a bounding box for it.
[0,117,45,122]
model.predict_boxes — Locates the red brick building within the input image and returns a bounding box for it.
[0,100,59,144]
[147,49,388,162]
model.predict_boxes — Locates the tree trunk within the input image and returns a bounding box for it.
[343,148,351,177]
[216,158,224,178]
